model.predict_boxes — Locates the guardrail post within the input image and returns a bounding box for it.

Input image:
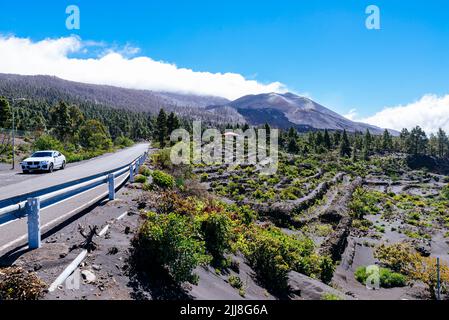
[129,164,135,183]
[108,173,115,201]
[26,197,41,249]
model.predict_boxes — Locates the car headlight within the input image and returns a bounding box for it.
[41,161,49,164]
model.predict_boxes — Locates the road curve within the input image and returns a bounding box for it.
[0,143,150,202]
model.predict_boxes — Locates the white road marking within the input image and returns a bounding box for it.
[98,225,109,237]
[48,203,121,292]
[48,249,88,292]
[116,212,128,221]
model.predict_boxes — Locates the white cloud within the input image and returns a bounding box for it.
[0,35,287,100]
[343,108,358,121]
[356,94,449,134]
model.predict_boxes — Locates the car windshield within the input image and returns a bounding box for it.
[31,152,53,158]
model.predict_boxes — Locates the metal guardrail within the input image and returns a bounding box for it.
[0,151,148,250]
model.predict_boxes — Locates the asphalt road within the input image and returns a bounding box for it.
[0,143,150,257]
[0,143,150,201]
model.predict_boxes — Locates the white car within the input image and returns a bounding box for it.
[20,150,66,174]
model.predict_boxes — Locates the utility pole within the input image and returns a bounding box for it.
[9,98,27,170]
[12,108,15,170]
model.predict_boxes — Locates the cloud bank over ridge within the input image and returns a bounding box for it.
[0,35,287,100]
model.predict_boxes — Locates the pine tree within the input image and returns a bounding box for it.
[288,127,297,138]
[429,133,438,157]
[264,122,271,146]
[339,129,351,157]
[49,101,72,142]
[364,129,372,153]
[264,123,271,136]
[362,144,369,161]
[400,128,411,153]
[382,129,393,152]
[323,129,331,150]
[437,128,448,158]
[315,131,324,150]
[156,108,168,148]
[0,97,12,129]
[333,131,341,148]
[288,137,299,154]
[351,141,358,162]
[409,126,428,155]
[167,112,180,134]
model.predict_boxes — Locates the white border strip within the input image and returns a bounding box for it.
[48,249,88,292]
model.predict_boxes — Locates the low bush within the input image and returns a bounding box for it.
[134,175,147,184]
[321,293,342,300]
[408,256,449,299]
[441,185,449,200]
[114,136,134,148]
[0,267,46,300]
[152,170,175,189]
[132,212,210,284]
[228,275,243,289]
[198,212,232,264]
[33,135,64,152]
[355,266,406,288]
[349,188,382,219]
[374,243,417,273]
[151,148,173,170]
[32,134,113,164]
[238,226,318,294]
[138,165,152,177]
[233,205,258,226]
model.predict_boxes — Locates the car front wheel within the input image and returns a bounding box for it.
[48,163,54,173]
[61,161,66,170]
[23,170,29,174]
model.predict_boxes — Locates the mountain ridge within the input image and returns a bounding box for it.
[207,92,396,135]
[0,73,394,134]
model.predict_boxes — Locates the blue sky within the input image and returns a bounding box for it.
[0,0,448,119]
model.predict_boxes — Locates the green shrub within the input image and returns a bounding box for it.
[322,293,342,300]
[228,275,243,289]
[65,153,85,163]
[198,212,232,264]
[441,185,449,200]
[374,243,416,273]
[139,165,152,177]
[355,266,406,288]
[33,135,63,151]
[152,170,175,189]
[151,148,173,170]
[0,267,46,300]
[79,119,113,151]
[319,256,336,284]
[240,227,316,294]
[234,205,258,226]
[349,188,382,219]
[132,212,210,284]
[114,136,134,148]
[134,175,147,184]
